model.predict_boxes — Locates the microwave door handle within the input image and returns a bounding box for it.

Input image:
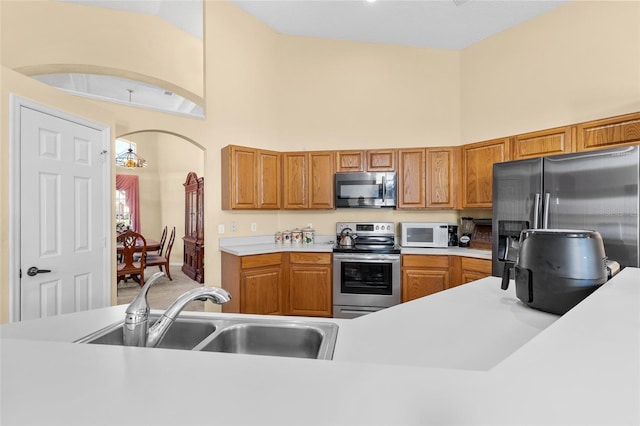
[381,175,386,203]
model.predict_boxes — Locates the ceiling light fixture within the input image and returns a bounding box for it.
[115,144,148,169]
[453,0,469,6]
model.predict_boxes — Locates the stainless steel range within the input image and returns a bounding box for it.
[333,222,401,319]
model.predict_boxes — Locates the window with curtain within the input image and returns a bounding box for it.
[115,174,141,232]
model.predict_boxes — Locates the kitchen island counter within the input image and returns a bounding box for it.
[2,268,638,425]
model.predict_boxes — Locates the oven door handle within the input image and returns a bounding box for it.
[339,307,380,315]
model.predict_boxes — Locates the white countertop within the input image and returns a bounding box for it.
[219,235,492,259]
[2,268,638,425]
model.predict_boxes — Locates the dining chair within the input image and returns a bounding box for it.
[145,226,175,280]
[134,225,166,262]
[157,225,168,255]
[117,230,147,286]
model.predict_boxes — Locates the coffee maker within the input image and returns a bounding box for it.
[448,225,458,246]
[458,217,474,247]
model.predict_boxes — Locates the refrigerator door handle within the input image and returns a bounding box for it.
[542,192,551,228]
[533,193,541,229]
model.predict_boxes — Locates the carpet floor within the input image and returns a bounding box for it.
[117,266,205,312]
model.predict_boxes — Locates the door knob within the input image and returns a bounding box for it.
[27,267,51,277]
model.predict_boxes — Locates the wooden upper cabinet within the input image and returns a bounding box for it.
[397,148,426,209]
[576,112,640,151]
[462,138,510,209]
[512,126,575,159]
[309,151,335,209]
[336,150,364,172]
[366,149,396,171]
[221,145,281,210]
[257,150,281,209]
[283,151,335,209]
[425,147,459,209]
[336,149,396,172]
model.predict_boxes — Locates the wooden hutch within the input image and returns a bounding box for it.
[182,172,204,283]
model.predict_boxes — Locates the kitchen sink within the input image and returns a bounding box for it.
[75,314,338,360]
[197,322,329,359]
[77,315,218,350]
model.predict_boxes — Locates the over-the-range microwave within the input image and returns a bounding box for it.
[334,171,396,208]
[400,222,449,248]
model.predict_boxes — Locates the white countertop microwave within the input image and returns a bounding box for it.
[400,222,449,248]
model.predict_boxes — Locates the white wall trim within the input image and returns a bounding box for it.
[9,95,112,322]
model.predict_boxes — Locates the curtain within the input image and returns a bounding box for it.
[115,174,141,232]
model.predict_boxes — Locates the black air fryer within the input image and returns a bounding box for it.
[503,229,610,315]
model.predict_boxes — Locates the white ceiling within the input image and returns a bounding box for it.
[41,0,568,116]
[229,0,569,50]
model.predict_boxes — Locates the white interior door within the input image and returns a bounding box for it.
[18,105,109,321]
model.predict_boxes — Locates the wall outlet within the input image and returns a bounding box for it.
[231,222,237,232]
[218,224,225,234]
[251,223,257,232]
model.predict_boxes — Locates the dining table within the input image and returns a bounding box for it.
[116,238,161,255]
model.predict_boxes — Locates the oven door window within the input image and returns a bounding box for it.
[340,261,393,295]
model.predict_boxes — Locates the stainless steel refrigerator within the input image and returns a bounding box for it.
[492,145,640,277]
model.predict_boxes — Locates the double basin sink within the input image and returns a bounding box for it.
[76,314,339,360]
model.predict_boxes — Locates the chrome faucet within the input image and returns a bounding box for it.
[123,271,232,347]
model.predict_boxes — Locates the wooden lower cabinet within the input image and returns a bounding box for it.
[402,254,493,302]
[289,253,332,317]
[221,251,332,317]
[221,252,285,315]
[401,255,451,302]
[450,256,493,286]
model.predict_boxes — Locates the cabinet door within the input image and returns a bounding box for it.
[309,151,335,209]
[402,268,449,302]
[576,112,640,151]
[257,150,281,209]
[367,149,396,171]
[462,138,510,208]
[397,148,426,209]
[336,150,364,172]
[512,126,574,159]
[221,145,255,210]
[401,255,450,302]
[241,266,284,315]
[289,265,332,317]
[282,152,308,209]
[426,147,458,208]
[459,257,492,284]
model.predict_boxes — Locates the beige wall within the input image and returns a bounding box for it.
[1,0,639,322]
[1,0,203,104]
[461,1,640,143]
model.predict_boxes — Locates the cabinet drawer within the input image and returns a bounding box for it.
[402,255,449,269]
[289,252,331,265]
[460,257,491,274]
[241,253,283,269]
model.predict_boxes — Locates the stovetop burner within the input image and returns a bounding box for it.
[334,221,399,254]
[333,244,401,254]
